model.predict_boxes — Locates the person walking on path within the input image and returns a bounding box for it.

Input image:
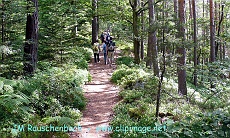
[102,42,107,65]
[107,38,115,66]
[93,40,100,63]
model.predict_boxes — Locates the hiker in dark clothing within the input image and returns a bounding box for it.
[107,38,115,66]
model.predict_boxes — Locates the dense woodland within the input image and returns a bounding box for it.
[0,0,230,137]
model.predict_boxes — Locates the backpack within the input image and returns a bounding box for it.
[93,43,99,52]
[108,42,114,51]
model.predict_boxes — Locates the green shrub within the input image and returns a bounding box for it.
[76,47,93,62]
[116,56,134,67]
[111,67,135,84]
[0,64,89,137]
[0,61,23,79]
[0,78,33,138]
[22,65,89,111]
[37,61,53,71]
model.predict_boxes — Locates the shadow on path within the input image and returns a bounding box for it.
[70,50,121,138]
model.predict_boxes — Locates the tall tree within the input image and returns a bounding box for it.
[209,0,216,88]
[23,0,39,74]
[140,1,144,60]
[216,3,224,59]
[192,0,198,87]
[148,0,159,76]
[129,0,140,64]
[210,0,215,62]
[92,0,98,44]
[173,0,178,55]
[1,0,5,61]
[177,0,187,95]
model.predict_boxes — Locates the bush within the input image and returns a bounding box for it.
[0,78,33,138]
[0,64,90,137]
[111,66,150,90]
[22,65,89,111]
[116,56,134,67]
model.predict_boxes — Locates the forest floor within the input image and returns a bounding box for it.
[70,50,121,138]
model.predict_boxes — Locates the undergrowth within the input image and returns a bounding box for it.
[0,64,91,137]
[110,57,230,138]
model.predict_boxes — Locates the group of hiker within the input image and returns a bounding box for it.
[93,31,116,66]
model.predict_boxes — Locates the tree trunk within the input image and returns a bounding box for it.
[148,0,159,76]
[1,0,5,61]
[210,0,215,63]
[132,0,140,64]
[216,3,224,58]
[92,0,98,44]
[177,0,187,96]
[24,0,39,75]
[223,23,227,59]
[209,0,215,88]
[188,0,193,40]
[192,0,198,87]
[140,1,144,60]
[173,0,178,55]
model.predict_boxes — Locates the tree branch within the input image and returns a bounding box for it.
[155,0,163,5]
[137,1,149,15]
[129,0,134,9]
[203,90,221,104]
[137,7,148,15]
[126,19,133,25]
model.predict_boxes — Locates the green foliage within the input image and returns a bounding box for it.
[64,47,93,69]
[1,0,92,137]
[162,110,230,138]
[22,65,89,111]
[38,0,92,63]
[111,64,133,84]
[116,56,134,67]
[111,60,230,138]
[0,78,32,137]
[111,65,150,90]
[116,41,134,56]
[0,63,91,137]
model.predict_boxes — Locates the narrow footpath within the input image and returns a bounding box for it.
[70,50,121,138]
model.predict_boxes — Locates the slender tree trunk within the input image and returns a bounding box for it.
[209,0,215,88]
[188,0,193,40]
[210,0,215,63]
[201,0,205,83]
[148,0,159,76]
[155,43,166,118]
[223,22,227,59]
[173,0,178,55]
[140,1,144,60]
[1,0,5,61]
[92,0,98,44]
[177,0,187,96]
[97,1,99,38]
[215,1,219,32]
[24,0,39,74]
[192,0,197,87]
[216,3,224,58]
[132,0,140,64]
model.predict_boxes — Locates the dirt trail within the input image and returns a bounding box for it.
[70,51,120,138]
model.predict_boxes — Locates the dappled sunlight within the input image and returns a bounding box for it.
[70,50,121,138]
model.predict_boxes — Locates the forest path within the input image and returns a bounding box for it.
[70,50,121,138]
